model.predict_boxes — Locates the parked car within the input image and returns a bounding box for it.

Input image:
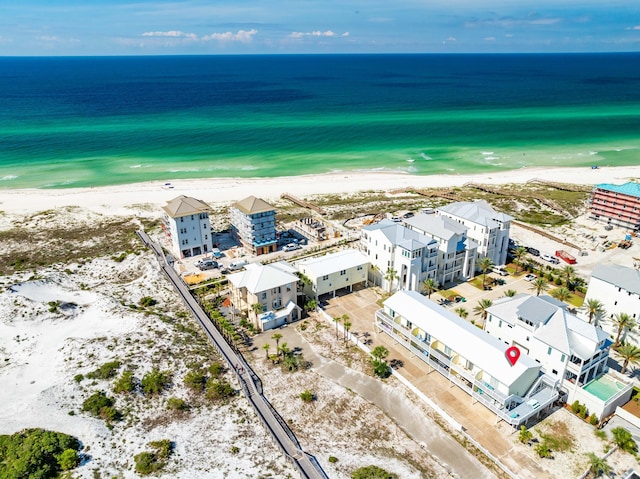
[212,248,222,259]
[283,243,301,252]
[228,260,247,271]
[524,273,536,282]
[492,266,509,276]
[525,247,540,256]
[197,260,218,271]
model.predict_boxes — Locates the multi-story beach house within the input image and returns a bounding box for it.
[588,182,640,230]
[485,294,631,419]
[161,195,213,259]
[584,264,640,344]
[230,196,277,255]
[227,261,301,331]
[437,200,512,267]
[360,219,438,292]
[403,213,478,286]
[297,249,369,301]
[375,290,556,426]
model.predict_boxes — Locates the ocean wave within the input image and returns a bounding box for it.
[420,153,433,160]
[1,175,17,181]
[130,164,142,169]
[168,168,200,173]
[481,151,494,155]
[484,156,499,160]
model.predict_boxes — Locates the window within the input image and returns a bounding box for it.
[261,292,267,300]
[357,265,363,270]
[340,270,346,276]
[547,347,552,355]
[322,275,329,281]
[444,346,452,356]
[205,235,208,240]
[552,369,558,375]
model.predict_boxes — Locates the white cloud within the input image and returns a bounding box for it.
[289,30,350,39]
[142,30,197,39]
[629,25,640,30]
[484,36,496,41]
[505,33,513,38]
[201,29,257,42]
[447,36,457,41]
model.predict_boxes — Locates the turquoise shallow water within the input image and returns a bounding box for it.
[1,54,639,189]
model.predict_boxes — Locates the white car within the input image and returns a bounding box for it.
[283,243,301,252]
[524,274,536,282]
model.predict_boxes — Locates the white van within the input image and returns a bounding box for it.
[228,259,247,271]
[492,266,509,276]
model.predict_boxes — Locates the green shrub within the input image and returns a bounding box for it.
[612,427,637,453]
[534,442,552,458]
[167,397,189,411]
[570,401,581,414]
[82,391,114,416]
[231,445,240,454]
[351,465,398,479]
[113,370,135,394]
[0,428,81,478]
[139,296,157,308]
[208,362,225,378]
[300,390,315,402]
[589,413,599,426]
[328,456,338,463]
[73,374,84,383]
[372,360,391,378]
[148,439,172,459]
[87,360,121,380]
[205,379,235,401]
[141,368,171,396]
[518,425,533,444]
[134,439,173,475]
[184,369,207,392]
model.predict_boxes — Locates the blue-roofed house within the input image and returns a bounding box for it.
[589,182,640,230]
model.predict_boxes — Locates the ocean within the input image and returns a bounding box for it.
[1,53,639,189]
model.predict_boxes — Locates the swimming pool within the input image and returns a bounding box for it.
[583,375,627,401]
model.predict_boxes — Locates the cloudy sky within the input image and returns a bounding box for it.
[2,0,640,55]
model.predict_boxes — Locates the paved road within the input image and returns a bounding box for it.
[137,231,328,479]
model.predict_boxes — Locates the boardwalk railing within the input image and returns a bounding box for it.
[137,231,329,479]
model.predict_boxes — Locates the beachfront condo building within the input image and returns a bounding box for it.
[227,261,301,332]
[297,249,369,301]
[589,182,640,230]
[484,294,630,419]
[375,290,557,427]
[361,219,438,292]
[584,264,640,345]
[162,195,213,259]
[437,200,512,267]
[403,213,478,286]
[230,196,277,256]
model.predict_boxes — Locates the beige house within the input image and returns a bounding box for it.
[297,249,369,300]
[227,261,301,331]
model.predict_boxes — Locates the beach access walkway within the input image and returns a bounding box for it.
[137,230,329,479]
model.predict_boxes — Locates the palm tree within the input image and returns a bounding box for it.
[473,298,493,323]
[504,289,517,297]
[561,265,576,287]
[371,345,389,362]
[251,302,264,318]
[454,307,468,319]
[513,246,527,274]
[271,333,282,352]
[477,256,495,288]
[530,277,548,296]
[384,267,399,292]
[613,312,636,347]
[422,277,438,298]
[278,342,290,358]
[551,286,572,302]
[618,344,640,374]
[332,317,341,340]
[344,320,352,343]
[262,343,270,360]
[586,452,611,478]
[584,298,606,325]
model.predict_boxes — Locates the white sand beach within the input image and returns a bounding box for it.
[0,165,638,215]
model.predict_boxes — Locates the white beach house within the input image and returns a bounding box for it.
[227,261,301,332]
[376,290,557,426]
[162,195,213,259]
[361,219,438,292]
[297,249,369,301]
[403,213,478,285]
[437,200,512,267]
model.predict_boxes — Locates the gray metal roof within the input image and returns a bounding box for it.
[591,264,640,295]
[438,200,513,227]
[403,213,468,240]
[364,219,437,250]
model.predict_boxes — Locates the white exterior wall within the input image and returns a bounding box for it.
[165,212,212,258]
[301,263,368,298]
[361,229,437,291]
[435,232,476,285]
[584,276,640,345]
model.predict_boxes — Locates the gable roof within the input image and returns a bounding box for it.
[595,182,640,199]
[232,196,275,215]
[591,263,640,295]
[162,195,211,218]
[385,291,540,387]
[403,213,468,240]
[488,294,609,359]
[227,262,299,294]
[363,219,437,250]
[438,200,513,226]
[298,249,369,279]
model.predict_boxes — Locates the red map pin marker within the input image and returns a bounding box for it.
[506,346,520,367]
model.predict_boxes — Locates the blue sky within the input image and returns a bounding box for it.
[2,0,640,55]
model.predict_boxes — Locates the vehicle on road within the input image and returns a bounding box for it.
[525,247,540,256]
[197,260,218,271]
[228,259,247,271]
[283,243,302,252]
[524,273,536,282]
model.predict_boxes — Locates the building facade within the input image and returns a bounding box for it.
[584,264,640,345]
[485,294,612,405]
[437,200,512,267]
[403,213,478,285]
[227,262,301,332]
[361,219,438,292]
[376,291,556,426]
[589,182,640,230]
[297,249,369,300]
[161,195,213,259]
[230,196,277,255]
